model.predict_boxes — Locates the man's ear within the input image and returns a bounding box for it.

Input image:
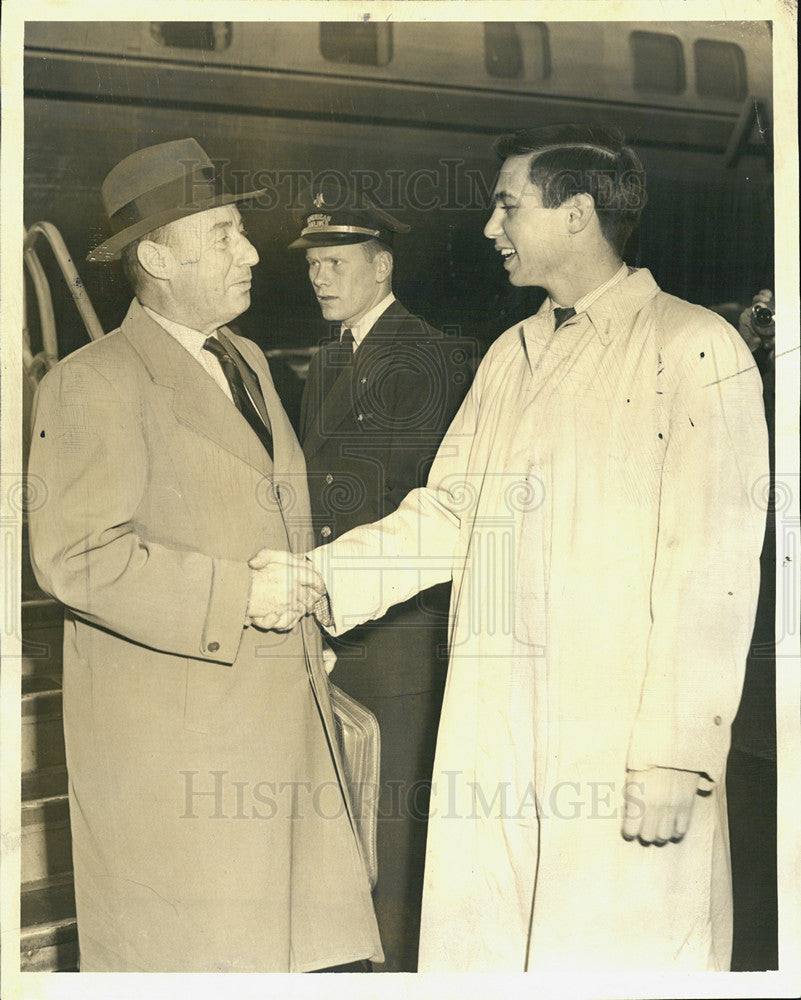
[374,250,393,282]
[136,239,174,280]
[565,192,596,235]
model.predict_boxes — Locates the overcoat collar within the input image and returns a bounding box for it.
[520,268,661,373]
[302,299,414,460]
[120,298,278,477]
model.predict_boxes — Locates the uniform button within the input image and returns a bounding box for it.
[207,641,220,653]
[357,413,364,422]
[325,473,334,485]
[320,525,332,538]
[360,376,367,384]
[713,715,722,726]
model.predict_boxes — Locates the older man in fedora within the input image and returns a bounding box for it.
[27,139,382,972]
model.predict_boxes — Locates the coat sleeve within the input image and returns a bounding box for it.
[626,315,769,783]
[309,359,481,634]
[27,357,251,665]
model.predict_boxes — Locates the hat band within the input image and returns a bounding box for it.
[109,167,229,234]
[300,224,381,239]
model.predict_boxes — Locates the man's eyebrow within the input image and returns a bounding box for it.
[493,189,515,204]
[210,219,236,231]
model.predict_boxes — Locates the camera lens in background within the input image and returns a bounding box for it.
[751,304,775,328]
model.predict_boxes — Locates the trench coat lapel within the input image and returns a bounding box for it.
[121,301,273,479]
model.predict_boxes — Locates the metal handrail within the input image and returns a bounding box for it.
[23,222,105,380]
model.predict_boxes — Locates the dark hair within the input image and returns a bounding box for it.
[494,124,646,255]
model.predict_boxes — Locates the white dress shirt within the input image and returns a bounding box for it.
[341,293,396,351]
[142,305,234,403]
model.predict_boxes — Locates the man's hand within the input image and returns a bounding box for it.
[246,548,327,632]
[621,767,703,846]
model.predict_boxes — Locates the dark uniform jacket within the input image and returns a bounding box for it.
[300,298,473,695]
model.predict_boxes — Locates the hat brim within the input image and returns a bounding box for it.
[87,188,267,262]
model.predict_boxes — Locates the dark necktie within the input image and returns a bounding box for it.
[203,336,273,460]
[553,306,576,330]
[339,327,355,362]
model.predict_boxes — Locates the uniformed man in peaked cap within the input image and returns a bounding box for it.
[290,179,474,971]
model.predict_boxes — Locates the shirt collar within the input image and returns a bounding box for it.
[549,262,630,317]
[544,265,660,346]
[522,267,661,371]
[583,266,659,343]
[342,293,395,349]
[142,305,212,359]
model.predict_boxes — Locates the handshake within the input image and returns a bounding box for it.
[246,547,329,632]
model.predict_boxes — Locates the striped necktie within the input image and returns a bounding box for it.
[203,336,273,460]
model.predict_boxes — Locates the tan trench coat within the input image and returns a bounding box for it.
[315,269,769,972]
[28,300,382,971]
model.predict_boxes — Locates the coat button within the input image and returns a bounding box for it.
[207,641,220,653]
[320,525,332,538]
[325,473,334,485]
[357,413,364,422]
[360,376,367,384]
[713,715,722,726]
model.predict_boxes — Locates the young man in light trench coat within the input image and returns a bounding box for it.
[252,124,770,971]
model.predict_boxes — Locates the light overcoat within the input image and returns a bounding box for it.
[27,299,382,972]
[315,269,769,972]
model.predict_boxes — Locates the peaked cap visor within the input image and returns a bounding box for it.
[287,230,382,251]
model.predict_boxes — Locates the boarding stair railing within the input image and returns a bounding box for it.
[20,222,104,972]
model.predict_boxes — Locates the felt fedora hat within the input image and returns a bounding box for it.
[87,138,267,262]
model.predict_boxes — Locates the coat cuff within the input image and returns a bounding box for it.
[199,557,251,663]
[307,549,343,634]
[627,710,732,786]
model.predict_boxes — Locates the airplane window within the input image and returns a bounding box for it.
[484,23,523,79]
[319,23,394,66]
[150,23,232,51]
[695,39,747,100]
[630,31,685,94]
[484,23,550,80]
